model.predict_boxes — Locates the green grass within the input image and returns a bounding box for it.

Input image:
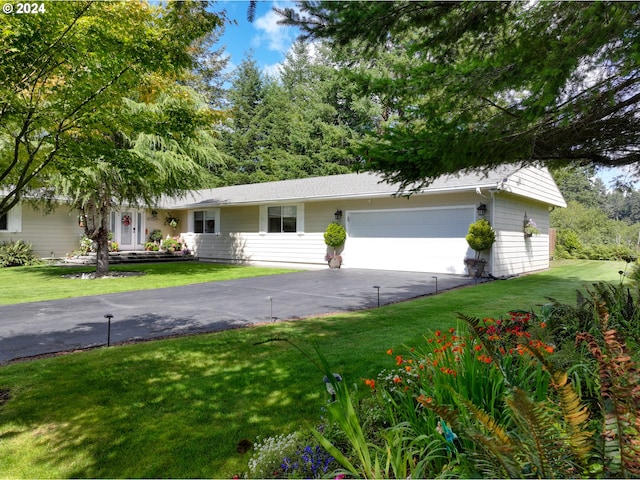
[0,262,298,305]
[0,260,627,478]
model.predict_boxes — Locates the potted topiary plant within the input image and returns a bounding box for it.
[324,222,346,269]
[464,219,496,277]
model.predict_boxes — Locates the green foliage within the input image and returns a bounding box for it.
[161,237,183,253]
[323,222,346,249]
[1,1,224,276]
[246,431,335,479]
[465,219,496,254]
[148,229,164,243]
[280,2,640,187]
[144,242,159,252]
[0,1,224,216]
[216,43,377,186]
[318,279,640,478]
[552,201,640,260]
[0,240,41,267]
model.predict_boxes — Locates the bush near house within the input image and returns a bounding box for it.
[75,234,119,256]
[0,240,41,267]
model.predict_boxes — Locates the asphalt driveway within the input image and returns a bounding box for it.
[0,268,479,363]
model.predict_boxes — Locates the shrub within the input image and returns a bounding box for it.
[0,240,41,267]
[323,223,346,250]
[148,229,163,243]
[465,219,495,256]
[161,237,182,253]
[144,242,159,252]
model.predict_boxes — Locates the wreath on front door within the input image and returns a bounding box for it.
[122,215,131,227]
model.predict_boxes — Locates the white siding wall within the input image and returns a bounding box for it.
[0,203,83,258]
[491,194,550,277]
[501,166,567,207]
[181,193,481,269]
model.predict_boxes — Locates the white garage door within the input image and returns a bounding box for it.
[344,207,474,273]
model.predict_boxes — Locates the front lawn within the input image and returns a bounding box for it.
[0,260,627,477]
[0,262,298,305]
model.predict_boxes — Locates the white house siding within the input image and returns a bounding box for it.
[491,194,550,277]
[182,205,327,266]
[501,166,567,208]
[182,192,482,270]
[0,203,82,258]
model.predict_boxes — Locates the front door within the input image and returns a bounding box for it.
[113,210,145,251]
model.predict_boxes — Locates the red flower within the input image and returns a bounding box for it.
[364,378,376,389]
[396,355,404,365]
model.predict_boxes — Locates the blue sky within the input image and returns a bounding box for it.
[216,1,300,78]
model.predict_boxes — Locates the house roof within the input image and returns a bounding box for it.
[162,165,566,209]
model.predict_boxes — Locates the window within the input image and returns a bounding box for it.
[193,210,217,234]
[268,206,297,233]
[0,212,6,231]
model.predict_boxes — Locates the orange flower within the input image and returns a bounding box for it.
[396,355,404,365]
[364,378,376,389]
[417,394,433,405]
[386,348,393,355]
[405,365,412,372]
[540,322,547,329]
[435,330,442,337]
[474,344,483,351]
[449,327,456,334]
[393,375,402,384]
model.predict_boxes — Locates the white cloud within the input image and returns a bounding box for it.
[252,1,297,53]
[262,62,282,79]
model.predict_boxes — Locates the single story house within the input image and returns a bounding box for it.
[1,165,566,276]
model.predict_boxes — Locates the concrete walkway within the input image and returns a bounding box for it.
[0,269,480,363]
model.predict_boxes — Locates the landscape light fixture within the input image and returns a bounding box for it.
[104,314,114,347]
[323,373,343,403]
[477,203,487,217]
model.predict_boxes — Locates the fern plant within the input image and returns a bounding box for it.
[0,240,41,267]
[577,328,640,477]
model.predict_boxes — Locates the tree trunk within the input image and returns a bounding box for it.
[94,204,111,277]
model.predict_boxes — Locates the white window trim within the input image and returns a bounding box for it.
[259,203,304,235]
[1,203,22,233]
[188,208,220,235]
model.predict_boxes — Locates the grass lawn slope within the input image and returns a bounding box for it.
[0,260,627,477]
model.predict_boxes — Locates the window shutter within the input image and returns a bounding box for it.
[296,203,304,233]
[7,203,22,233]
[259,206,267,234]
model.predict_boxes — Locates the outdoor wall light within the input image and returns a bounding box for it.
[334,209,343,220]
[477,203,487,217]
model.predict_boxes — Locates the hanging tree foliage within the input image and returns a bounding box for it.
[277,1,640,189]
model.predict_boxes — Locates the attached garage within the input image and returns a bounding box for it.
[344,206,475,273]
[165,165,566,277]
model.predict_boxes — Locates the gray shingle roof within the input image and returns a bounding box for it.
[162,165,528,209]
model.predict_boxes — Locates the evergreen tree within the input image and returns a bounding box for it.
[278,1,640,188]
